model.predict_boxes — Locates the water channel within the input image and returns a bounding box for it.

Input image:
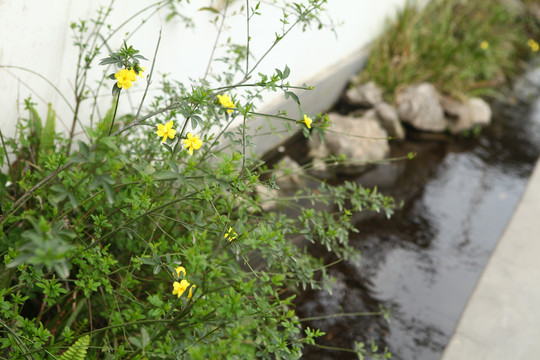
[293,62,540,359]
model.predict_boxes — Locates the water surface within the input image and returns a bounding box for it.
[295,64,540,359]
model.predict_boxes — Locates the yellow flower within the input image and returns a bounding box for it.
[173,266,186,279]
[528,39,539,52]
[156,120,177,142]
[115,68,137,89]
[480,41,489,50]
[302,114,312,129]
[182,132,203,155]
[217,94,235,114]
[138,66,146,78]
[224,227,237,242]
[172,279,195,299]
[188,284,196,299]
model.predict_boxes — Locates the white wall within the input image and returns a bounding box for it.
[0,0,407,143]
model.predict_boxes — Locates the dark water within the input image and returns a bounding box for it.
[294,65,540,359]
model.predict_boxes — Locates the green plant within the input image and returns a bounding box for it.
[359,0,540,100]
[0,1,396,359]
[58,335,90,360]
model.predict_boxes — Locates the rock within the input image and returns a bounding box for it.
[396,83,446,132]
[308,113,389,175]
[343,81,384,107]
[500,0,526,15]
[442,96,492,134]
[252,157,306,211]
[530,4,540,22]
[254,184,280,212]
[375,102,406,140]
[274,156,303,191]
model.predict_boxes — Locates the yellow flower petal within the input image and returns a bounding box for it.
[183,133,203,155]
[224,227,237,241]
[156,121,176,142]
[173,266,186,278]
[188,284,196,299]
[302,115,312,129]
[172,279,190,298]
[217,94,235,114]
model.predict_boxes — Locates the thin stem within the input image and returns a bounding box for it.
[213,83,311,91]
[134,29,162,122]
[204,2,229,80]
[245,0,250,76]
[241,114,247,171]
[183,326,223,355]
[108,90,121,136]
[0,160,73,225]
[0,130,15,185]
[244,3,321,80]
[0,65,74,113]
[70,1,115,148]
[299,311,382,322]
[114,102,182,136]
[0,99,182,225]
[0,319,37,360]
[100,1,167,53]
[309,343,359,354]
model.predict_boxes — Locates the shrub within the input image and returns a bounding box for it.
[0,1,395,359]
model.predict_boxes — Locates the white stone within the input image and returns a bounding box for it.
[375,102,406,140]
[396,83,446,132]
[442,96,492,134]
[308,113,389,175]
[343,81,384,107]
[274,156,304,191]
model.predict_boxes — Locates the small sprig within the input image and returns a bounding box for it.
[100,40,148,96]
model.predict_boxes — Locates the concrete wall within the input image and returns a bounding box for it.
[0,0,407,142]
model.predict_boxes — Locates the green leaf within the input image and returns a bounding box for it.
[198,7,220,14]
[49,184,72,206]
[102,182,114,204]
[112,83,121,97]
[284,91,300,105]
[162,143,173,153]
[283,65,290,79]
[154,170,178,181]
[128,336,142,349]
[141,328,150,349]
[54,262,70,280]
[49,185,67,204]
[58,335,89,360]
[28,104,43,137]
[139,257,158,266]
[40,103,56,154]
[99,57,119,65]
[77,141,90,158]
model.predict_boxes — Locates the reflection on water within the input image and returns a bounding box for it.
[295,64,540,359]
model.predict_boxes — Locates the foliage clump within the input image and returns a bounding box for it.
[359,0,540,100]
[0,1,395,359]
